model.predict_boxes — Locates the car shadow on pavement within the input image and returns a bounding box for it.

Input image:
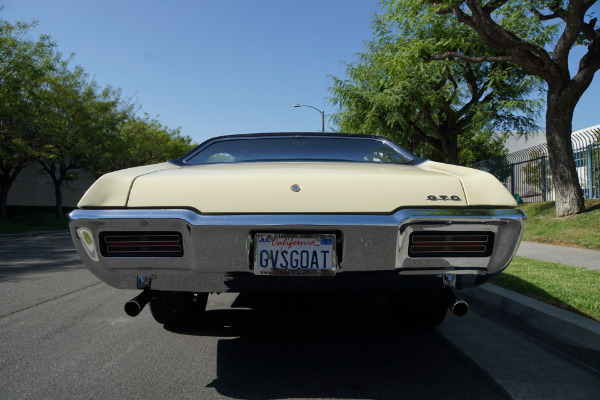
[166,293,511,400]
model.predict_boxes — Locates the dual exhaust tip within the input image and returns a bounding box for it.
[444,290,469,317]
[124,290,155,317]
[126,270,470,318]
[124,287,469,319]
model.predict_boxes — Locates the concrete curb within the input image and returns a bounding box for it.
[461,283,600,372]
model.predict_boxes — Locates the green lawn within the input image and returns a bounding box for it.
[517,200,600,250]
[493,200,600,321]
[493,256,600,321]
[0,207,70,233]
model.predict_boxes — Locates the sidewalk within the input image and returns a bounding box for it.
[517,241,600,270]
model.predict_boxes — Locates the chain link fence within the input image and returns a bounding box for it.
[471,125,600,203]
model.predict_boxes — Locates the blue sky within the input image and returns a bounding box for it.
[2,0,599,145]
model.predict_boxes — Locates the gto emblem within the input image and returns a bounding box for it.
[291,184,302,192]
[427,195,461,201]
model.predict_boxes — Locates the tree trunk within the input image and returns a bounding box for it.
[545,87,585,217]
[0,166,25,220]
[441,132,459,165]
[54,182,63,220]
[0,181,9,220]
[447,145,458,165]
[39,161,66,220]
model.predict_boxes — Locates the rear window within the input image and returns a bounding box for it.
[183,137,412,165]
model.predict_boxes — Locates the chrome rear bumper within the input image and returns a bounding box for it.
[69,208,525,292]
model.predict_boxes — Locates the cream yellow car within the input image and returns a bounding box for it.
[69,133,525,327]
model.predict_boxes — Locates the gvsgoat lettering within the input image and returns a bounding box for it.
[258,249,330,269]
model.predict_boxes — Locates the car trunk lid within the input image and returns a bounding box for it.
[126,162,467,213]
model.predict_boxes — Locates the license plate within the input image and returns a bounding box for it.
[254,233,337,276]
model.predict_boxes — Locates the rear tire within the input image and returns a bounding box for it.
[390,290,447,328]
[150,291,208,326]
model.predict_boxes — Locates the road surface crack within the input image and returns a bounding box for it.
[0,282,103,319]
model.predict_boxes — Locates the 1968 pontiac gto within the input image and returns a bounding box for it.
[69,133,525,327]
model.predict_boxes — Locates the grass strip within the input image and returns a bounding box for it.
[492,256,600,321]
[517,200,600,250]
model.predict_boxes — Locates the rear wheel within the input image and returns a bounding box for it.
[150,291,208,326]
[390,290,447,328]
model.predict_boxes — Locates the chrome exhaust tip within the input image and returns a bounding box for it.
[450,298,469,317]
[124,290,155,317]
[443,289,469,317]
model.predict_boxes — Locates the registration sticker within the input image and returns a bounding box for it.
[254,233,337,276]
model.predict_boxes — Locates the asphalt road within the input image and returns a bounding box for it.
[1,232,599,400]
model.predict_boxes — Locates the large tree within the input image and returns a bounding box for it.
[329,3,546,165]
[35,59,127,219]
[36,63,92,219]
[422,0,600,216]
[0,19,56,219]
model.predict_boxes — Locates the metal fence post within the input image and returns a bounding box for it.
[541,156,547,201]
[510,164,515,196]
[587,145,593,200]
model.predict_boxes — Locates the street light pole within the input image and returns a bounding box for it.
[293,104,325,132]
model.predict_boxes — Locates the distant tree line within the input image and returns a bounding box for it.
[0,18,195,219]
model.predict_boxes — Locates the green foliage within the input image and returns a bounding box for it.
[0,15,195,219]
[102,114,195,173]
[329,0,548,165]
[521,150,552,195]
[458,130,508,166]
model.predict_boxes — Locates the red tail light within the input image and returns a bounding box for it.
[99,232,183,257]
[409,232,493,257]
